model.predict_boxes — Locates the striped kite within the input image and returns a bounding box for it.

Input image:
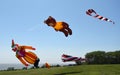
[61,54,86,65]
[86,9,115,24]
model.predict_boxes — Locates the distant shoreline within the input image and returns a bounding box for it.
[0,63,74,70]
[0,64,25,70]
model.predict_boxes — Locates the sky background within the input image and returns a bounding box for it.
[0,0,120,65]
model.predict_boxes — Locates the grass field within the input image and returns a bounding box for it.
[0,64,120,75]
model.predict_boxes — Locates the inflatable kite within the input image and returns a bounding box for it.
[61,54,86,65]
[45,62,50,69]
[44,16,72,37]
[86,9,115,24]
[11,39,40,68]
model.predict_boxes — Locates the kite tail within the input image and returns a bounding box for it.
[108,20,115,24]
[86,9,115,24]
[94,14,115,24]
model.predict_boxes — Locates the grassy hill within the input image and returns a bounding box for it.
[0,64,120,75]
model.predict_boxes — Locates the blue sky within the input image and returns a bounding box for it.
[0,0,120,65]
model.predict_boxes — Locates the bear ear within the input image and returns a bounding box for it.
[49,16,52,18]
[44,20,46,23]
[49,16,54,19]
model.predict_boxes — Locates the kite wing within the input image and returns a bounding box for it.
[86,9,115,24]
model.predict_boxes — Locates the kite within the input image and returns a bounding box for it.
[86,9,115,24]
[11,39,40,68]
[44,16,72,37]
[61,54,86,65]
[45,62,50,69]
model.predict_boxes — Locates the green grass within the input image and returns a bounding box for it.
[0,64,120,75]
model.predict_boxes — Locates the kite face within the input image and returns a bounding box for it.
[44,16,56,27]
[44,16,72,37]
[12,44,19,52]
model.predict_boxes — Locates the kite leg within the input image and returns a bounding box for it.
[16,55,29,66]
[60,29,68,37]
[62,22,72,35]
[66,28,72,35]
[34,58,40,68]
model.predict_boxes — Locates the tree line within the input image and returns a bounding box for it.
[85,50,120,64]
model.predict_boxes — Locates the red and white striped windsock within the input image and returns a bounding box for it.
[86,9,115,24]
[61,54,83,62]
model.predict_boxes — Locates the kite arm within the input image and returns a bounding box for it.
[16,55,29,66]
[22,46,36,50]
[54,29,58,31]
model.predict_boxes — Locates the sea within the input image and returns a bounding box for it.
[0,64,44,70]
[0,64,25,70]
